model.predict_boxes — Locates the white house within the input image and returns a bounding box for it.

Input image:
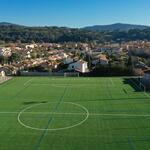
[0,67,9,76]
[25,44,37,49]
[68,60,88,73]
[26,51,33,59]
[0,71,5,77]
[0,48,12,57]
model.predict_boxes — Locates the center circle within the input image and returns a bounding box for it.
[18,102,89,131]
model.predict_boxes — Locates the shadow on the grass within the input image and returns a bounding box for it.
[23,101,48,105]
[123,77,142,92]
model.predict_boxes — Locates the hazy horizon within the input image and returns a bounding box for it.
[0,22,149,29]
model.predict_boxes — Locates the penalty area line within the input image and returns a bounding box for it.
[109,78,114,86]
[24,78,33,86]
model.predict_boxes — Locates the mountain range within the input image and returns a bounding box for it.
[0,22,24,27]
[1,22,150,43]
[0,22,149,31]
[83,23,149,31]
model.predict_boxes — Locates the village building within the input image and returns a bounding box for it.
[25,44,38,49]
[0,70,5,77]
[92,54,109,65]
[0,67,12,76]
[68,60,89,73]
[63,58,74,64]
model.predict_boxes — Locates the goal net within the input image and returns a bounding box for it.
[64,72,79,77]
[135,77,146,92]
[139,82,146,92]
[128,77,147,92]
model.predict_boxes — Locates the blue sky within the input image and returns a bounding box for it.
[0,0,150,27]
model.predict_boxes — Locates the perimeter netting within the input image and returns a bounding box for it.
[131,77,147,92]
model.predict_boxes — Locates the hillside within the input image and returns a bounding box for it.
[0,22,150,43]
[84,23,149,31]
[0,22,24,27]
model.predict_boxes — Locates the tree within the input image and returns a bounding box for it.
[126,55,132,68]
[0,55,4,64]
[30,52,37,59]
[9,52,21,63]
[84,53,92,70]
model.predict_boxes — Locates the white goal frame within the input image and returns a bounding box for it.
[139,81,146,92]
[138,76,147,92]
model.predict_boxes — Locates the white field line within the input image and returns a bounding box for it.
[29,83,86,88]
[24,78,33,86]
[129,78,150,98]
[29,84,72,88]
[30,83,51,86]
[109,78,114,86]
[1,111,150,117]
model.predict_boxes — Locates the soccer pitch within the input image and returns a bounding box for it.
[0,77,150,150]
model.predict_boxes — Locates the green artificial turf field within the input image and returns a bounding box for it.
[0,77,150,150]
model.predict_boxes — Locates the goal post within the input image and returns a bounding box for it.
[137,76,147,92]
[140,82,146,92]
[64,72,79,77]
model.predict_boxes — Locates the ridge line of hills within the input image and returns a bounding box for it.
[0,22,150,43]
[0,22,149,31]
